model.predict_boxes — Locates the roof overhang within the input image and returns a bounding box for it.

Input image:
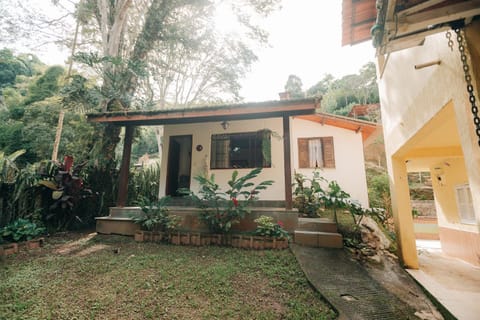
[342,0,480,54]
[296,113,379,142]
[342,0,377,46]
[87,98,320,126]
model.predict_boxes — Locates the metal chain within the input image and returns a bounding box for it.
[454,28,480,146]
[446,31,454,51]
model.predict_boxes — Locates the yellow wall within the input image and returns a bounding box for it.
[430,158,477,233]
[377,21,480,266]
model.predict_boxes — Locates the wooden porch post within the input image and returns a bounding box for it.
[283,115,293,209]
[117,125,134,207]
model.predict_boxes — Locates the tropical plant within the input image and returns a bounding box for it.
[292,171,326,217]
[128,162,160,203]
[131,196,181,232]
[254,215,289,239]
[186,168,273,233]
[38,155,94,230]
[0,218,45,243]
[0,149,25,184]
[320,180,351,223]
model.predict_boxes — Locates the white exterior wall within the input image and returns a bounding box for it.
[291,117,370,207]
[378,30,480,233]
[160,118,286,200]
[160,116,370,207]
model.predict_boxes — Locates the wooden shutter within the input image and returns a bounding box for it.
[298,138,309,168]
[322,137,335,168]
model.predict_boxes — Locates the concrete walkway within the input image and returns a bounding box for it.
[407,240,480,320]
[291,244,418,319]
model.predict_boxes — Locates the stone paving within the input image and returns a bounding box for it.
[291,244,419,320]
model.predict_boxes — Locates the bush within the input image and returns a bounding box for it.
[186,168,273,233]
[131,196,181,231]
[0,218,45,243]
[254,215,289,239]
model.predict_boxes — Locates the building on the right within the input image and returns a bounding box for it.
[343,0,480,268]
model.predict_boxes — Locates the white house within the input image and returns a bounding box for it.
[158,104,376,208]
[89,98,377,210]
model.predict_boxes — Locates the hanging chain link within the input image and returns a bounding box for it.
[446,31,454,51]
[453,28,480,146]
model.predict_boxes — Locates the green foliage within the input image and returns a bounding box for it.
[0,149,25,184]
[24,66,64,105]
[306,62,379,116]
[254,215,289,239]
[321,180,351,223]
[60,74,102,112]
[293,171,381,226]
[0,218,45,243]
[131,127,159,162]
[187,168,274,233]
[284,74,304,99]
[38,156,94,231]
[366,169,392,221]
[128,163,161,204]
[292,171,326,217]
[131,196,181,231]
[72,52,147,111]
[0,49,33,88]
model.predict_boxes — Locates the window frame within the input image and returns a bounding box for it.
[297,136,335,169]
[455,184,476,225]
[210,130,271,170]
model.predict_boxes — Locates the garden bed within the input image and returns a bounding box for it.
[134,231,289,250]
[0,237,44,256]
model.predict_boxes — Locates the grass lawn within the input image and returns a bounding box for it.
[0,232,336,320]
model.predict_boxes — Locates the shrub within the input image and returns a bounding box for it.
[0,218,45,243]
[254,215,289,239]
[292,171,326,217]
[128,163,160,203]
[132,196,181,232]
[186,168,273,233]
[38,156,96,231]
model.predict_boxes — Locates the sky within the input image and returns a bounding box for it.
[238,0,375,102]
[15,0,375,103]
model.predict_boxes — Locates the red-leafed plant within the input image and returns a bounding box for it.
[38,155,93,230]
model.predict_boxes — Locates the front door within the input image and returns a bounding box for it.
[166,135,192,196]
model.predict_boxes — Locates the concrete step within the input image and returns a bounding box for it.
[96,216,139,236]
[297,218,338,233]
[294,230,343,248]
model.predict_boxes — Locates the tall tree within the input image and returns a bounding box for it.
[306,62,379,115]
[284,74,304,99]
[71,0,280,167]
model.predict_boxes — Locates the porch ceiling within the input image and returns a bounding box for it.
[401,102,463,171]
[342,0,480,54]
[86,98,319,126]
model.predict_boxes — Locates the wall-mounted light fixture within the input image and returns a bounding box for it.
[221,121,229,130]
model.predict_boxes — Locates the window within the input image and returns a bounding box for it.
[298,137,335,168]
[210,130,271,169]
[455,184,475,224]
